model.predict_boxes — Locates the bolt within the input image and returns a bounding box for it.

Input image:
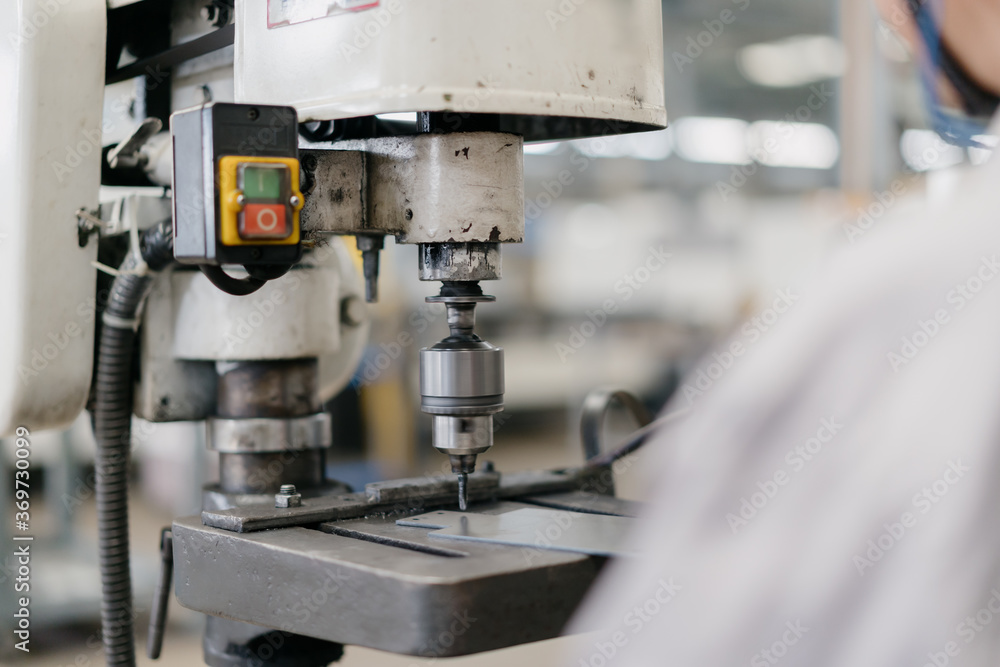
[275,484,302,508]
[290,195,301,208]
[235,193,246,207]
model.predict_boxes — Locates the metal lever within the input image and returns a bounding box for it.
[579,388,652,462]
[107,117,163,169]
[147,527,174,660]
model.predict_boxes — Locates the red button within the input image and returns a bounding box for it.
[240,203,288,239]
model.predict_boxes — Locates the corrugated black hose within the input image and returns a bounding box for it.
[94,219,173,667]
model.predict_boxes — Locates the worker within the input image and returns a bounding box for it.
[571,1,1000,665]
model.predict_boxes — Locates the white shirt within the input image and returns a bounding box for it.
[569,139,1000,667]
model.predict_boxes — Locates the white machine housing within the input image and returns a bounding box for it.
[0,0,105,436]
[236,0,666,132]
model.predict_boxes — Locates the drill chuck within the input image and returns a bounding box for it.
[419,342,504,461]
[420,286,504,509]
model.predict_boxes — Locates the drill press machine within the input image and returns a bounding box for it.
[0,0,666,664]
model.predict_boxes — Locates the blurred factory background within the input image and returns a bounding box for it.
[2,0,992,664]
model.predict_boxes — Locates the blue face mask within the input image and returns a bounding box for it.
[907,0,999,147]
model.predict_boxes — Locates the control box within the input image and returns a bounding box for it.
[171,102,304,266]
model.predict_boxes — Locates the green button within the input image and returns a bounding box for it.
[243,165,283,199]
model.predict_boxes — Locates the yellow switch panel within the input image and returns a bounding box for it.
[217,155,304,247]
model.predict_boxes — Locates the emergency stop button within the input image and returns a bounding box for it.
[240,203,288,239]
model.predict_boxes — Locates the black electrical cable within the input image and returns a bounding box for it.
[245,263,290,281]
[198,264,267,296]
[579,388,652,462]
[94,264,152,667]
[584,408,691,469]
[139,219,174,271]
[93,225,175,667]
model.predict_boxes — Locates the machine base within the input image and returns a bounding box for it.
[173,491,635,658]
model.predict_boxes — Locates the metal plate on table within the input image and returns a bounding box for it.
[397,507,639,557]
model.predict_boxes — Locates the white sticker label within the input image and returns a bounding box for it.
[268,0,380,29]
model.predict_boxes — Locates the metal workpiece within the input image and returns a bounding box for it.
[201,478,354,514]
[206,413,332,453]
[398,508,639,557]
[418,242,501,282]
[172,501,608,657]
[299,133,524,244]
[200,467,609,533]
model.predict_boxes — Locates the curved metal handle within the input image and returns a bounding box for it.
[147,528,173,660]
[579,388,652,462]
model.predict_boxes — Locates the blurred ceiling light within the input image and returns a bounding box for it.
[747,121,839,169]
[375,112,417,122]
[523,142,561,155]
[900,129,965,171]
[673,117,750,164]
[570,129,673,161]
[738,35,846,88]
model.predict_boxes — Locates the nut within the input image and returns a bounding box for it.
[275,484,302,508]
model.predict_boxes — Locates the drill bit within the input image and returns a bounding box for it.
[457,472,469,511]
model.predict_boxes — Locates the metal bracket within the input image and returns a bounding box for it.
[76,208,106,248]
[299,132,524,245]
[199,466,611,533]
